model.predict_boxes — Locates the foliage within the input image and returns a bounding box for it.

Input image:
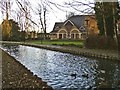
[9,19,21,41]
[85,35,117,50]
[94,2,104,35]
[1,19,20,41]
[115,2,120,20]
[92,2,120,50]
[19,31,26,41]
[1,20,11,40]
[94,2,120,38]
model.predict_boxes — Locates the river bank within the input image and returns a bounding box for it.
[0,41,119,61]
[1,49,53,89]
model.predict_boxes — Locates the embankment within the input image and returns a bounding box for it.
[1,49,53,89]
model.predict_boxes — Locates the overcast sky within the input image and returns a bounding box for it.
[1,0,119,33]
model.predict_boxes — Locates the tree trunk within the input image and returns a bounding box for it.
[112,2,120,55]
[102,2,107,37]
[43,8,47,39]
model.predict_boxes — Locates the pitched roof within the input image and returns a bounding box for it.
[50,15,95,33]
[66,15,95,32]
[67,15,86,29]
[50,22,64,33]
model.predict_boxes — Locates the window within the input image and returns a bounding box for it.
[63,34,66,39]
[80,26,85,31]
[76,34,79,39]
[84,19,89,26]
[71,34,74,39]
[59,34,62,39]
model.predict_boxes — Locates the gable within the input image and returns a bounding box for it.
[62,20,76,32]
[63,20,74,26]
[79,26,86,32]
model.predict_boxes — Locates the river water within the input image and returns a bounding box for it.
[1,43,120,89]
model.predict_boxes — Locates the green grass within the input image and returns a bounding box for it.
[27,40,84,47]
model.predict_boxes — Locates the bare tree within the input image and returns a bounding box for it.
[0,0,11,20]
[62,0,95,14]
[16,0,38,27]
[37,3,47,34]
[0,0,13,40]
[66,11,75,19]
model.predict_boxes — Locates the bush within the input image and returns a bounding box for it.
[85,35,117,50]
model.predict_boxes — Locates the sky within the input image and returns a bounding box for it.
[1,0,119,33]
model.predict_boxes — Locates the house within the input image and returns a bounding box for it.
[50,15,99,40]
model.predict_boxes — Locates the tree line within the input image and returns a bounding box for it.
[0,0,120,51]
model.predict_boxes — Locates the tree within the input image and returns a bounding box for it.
[93,1,120,50]
[94,1,120,38]
[64,0,94,14]
[66,12,75,19]
[9,19,20,41]
[37,3,47,39]
[1,19,20,41]
[1,19,11,40]
[94,2,106,36]
[0,0,12,40]
[0,0,12,20]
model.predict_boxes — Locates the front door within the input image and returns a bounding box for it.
[59,34,62,39]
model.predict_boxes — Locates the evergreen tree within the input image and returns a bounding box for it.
[94,1,120,38]
[9,19,20,41]
[1,19,20,41]
[94,2,104,35]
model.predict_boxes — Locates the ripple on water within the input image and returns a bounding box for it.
[1,44,120,88]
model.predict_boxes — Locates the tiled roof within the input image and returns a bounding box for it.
[67,15,94,32]
[67,15,86,29]
[50,15,95,33]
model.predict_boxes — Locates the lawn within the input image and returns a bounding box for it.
[27,40,84,47]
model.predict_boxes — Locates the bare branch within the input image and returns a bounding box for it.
[16,0,38,27]
[64,0,95,14]
[47,1,68,12]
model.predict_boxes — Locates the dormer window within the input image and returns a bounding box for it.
[79,26,85,31]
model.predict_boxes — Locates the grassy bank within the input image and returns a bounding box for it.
[26,40,84,47]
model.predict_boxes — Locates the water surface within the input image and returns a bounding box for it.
[1,44,120,89]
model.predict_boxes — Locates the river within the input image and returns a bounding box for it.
[1,43,120,89]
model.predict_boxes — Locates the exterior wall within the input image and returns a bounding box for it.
[70,29,82,39]
[56,27,83,40]
[85,16,99,35]
[50,26,84,40]
[50,33,57,40]
[57,29,67,39]
[81,32,87,39]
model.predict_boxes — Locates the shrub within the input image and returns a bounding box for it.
[85,35,117,50]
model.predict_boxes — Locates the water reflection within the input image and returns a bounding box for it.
[1,43,120,89]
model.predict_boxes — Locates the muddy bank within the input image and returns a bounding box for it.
[1,49,53,89]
